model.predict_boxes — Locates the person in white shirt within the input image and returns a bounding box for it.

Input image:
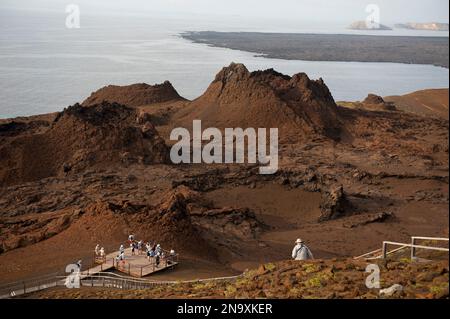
[292,238,314,261]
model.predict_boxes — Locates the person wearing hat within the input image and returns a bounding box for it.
[292,238,314,261]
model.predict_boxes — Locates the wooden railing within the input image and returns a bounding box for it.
[410,236,449,259]
[115,252,179,277]
[383,236,449,260]
[0,270,241,299]
[0,272,63,299]
[355,236,449,260]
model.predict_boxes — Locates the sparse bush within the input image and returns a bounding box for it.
[224,284,237,298]
[303,263,319,273]
[264,262,276,272]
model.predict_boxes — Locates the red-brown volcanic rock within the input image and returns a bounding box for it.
[173,63,342,141]
[0,102,169,186]
[82,81,185,107]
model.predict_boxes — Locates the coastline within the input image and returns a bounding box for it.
[181,31,450,68]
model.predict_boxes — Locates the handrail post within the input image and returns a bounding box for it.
[141,267,143,277]
[382,242,387,259]
[411,237,416,260]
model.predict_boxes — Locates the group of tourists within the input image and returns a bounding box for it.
[109,234,177,267]
[95,235,311,270]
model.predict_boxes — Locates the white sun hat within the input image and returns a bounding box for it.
[295,238,303,244]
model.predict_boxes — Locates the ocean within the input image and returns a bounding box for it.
[0,9,448,119]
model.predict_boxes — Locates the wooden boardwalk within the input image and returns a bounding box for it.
[83,247,178,278]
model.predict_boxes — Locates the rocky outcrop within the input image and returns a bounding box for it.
[343,212,394,228]
[363,94,385,105]
[0,102,169,186]
[339,94,397,112]
[190,207,264,240]
[362,94,397,111]
[319,185,351,222]
[82,81,185,107]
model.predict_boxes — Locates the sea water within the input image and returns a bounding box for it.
[0,9,448,119]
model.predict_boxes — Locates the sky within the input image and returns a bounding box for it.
[1,0,449,24]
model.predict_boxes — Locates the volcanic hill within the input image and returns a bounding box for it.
[82,81,185,107]
[172,63,343,141]
[385,88,449,119]
[0,102,168,186]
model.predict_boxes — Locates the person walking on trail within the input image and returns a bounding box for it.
[292,239,314,261]
[119,244,125,255]
[100,247,105,259]
[95,244,100,256]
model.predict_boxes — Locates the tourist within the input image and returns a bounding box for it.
[119,244,125,255]
[150,247,156,257]
[100,247,105,258]
[128,234,134,243]
[94,244,100,256]
[292,238,314,261]
[146,243,151,260]
[156,243,162,255]
[138,240,143,255]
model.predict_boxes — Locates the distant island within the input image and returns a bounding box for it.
[181,31,449,68]
[395,22,449,31]
[348,20,392,31]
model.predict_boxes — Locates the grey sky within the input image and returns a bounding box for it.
[1,0,448,23]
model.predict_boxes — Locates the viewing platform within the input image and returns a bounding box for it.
[83,247,178,278]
